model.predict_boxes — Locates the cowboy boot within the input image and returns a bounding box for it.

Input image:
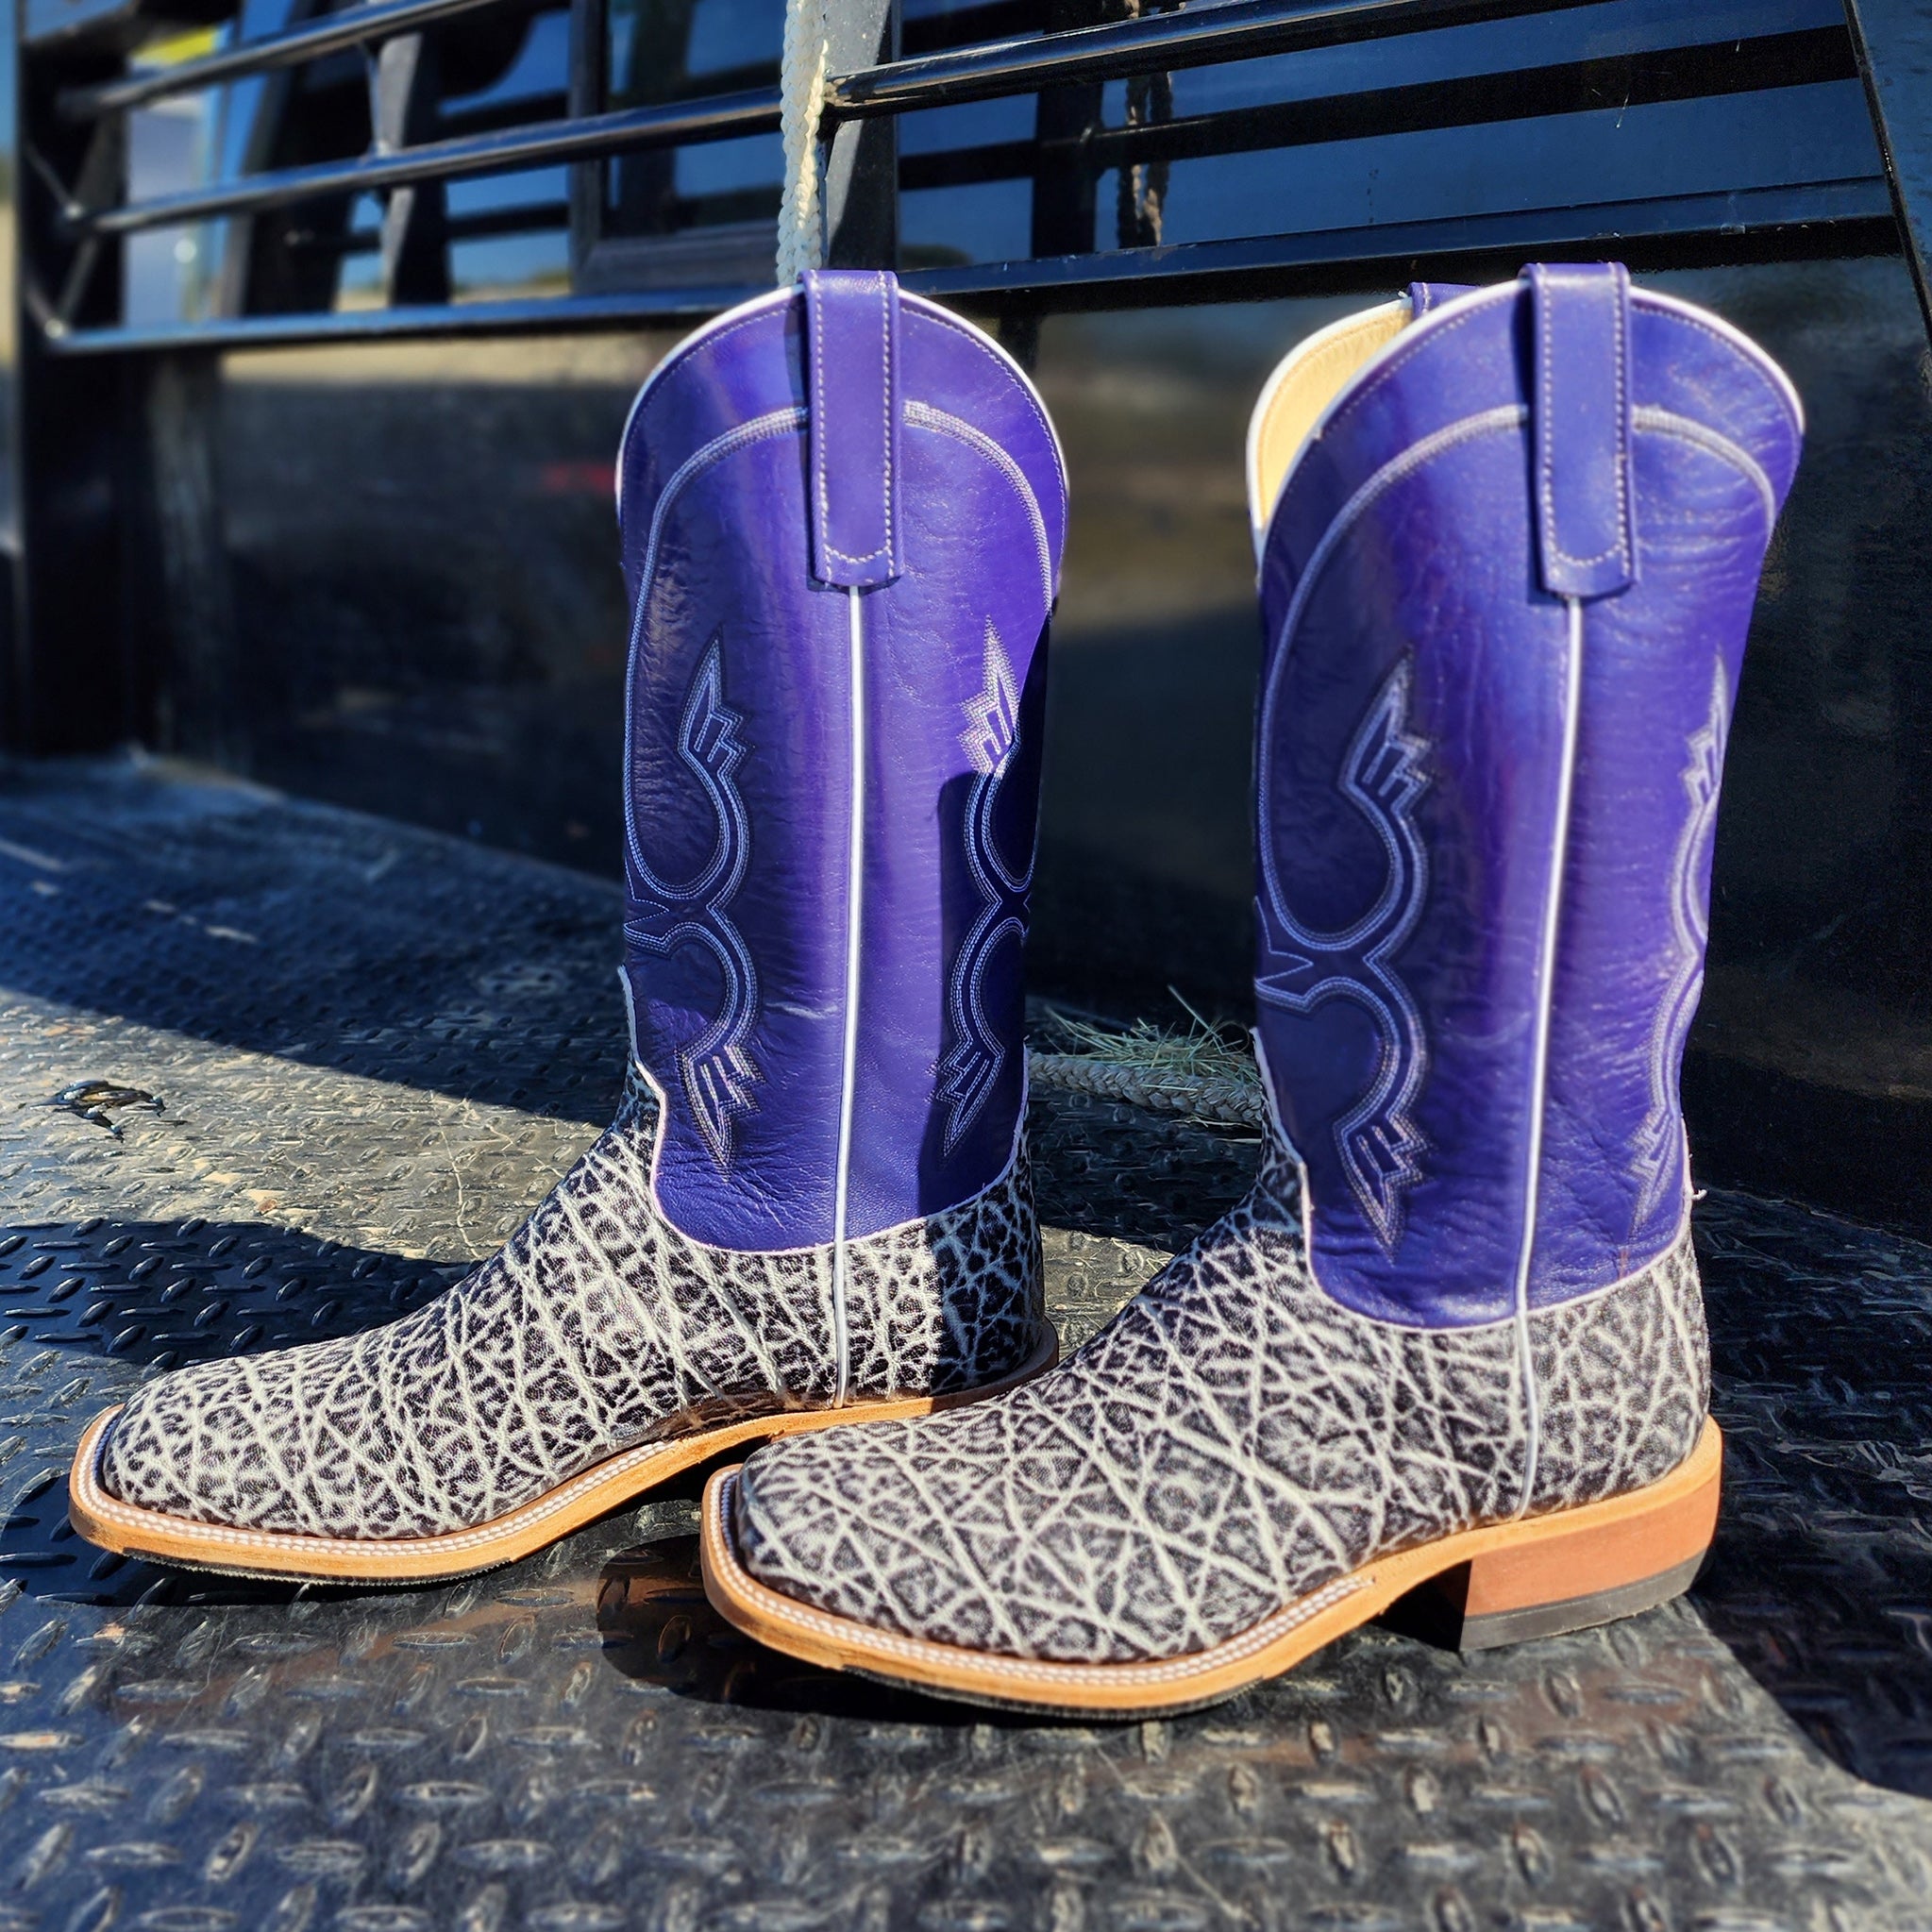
[69,270,1067,1583]
[699,264,1802,1715]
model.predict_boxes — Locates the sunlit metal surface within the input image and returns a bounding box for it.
[0,756,1929,1924]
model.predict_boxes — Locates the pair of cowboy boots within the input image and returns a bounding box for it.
[71,262,1802,1718]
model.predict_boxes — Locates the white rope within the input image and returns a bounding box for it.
[777,0,830,284]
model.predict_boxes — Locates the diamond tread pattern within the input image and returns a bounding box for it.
[0,758,1928,1929]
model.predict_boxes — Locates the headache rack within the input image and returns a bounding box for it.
[5,0,1932,747]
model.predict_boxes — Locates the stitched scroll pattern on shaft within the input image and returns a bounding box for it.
[626,638,761,1172]
[939,622,1032,1153]
[1256,660,1432,1256]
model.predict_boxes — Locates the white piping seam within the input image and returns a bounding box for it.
[585,1047,1033,1268]
[831,584,866,1407]
[1511,593,1585,1519]
[1262,402,1726,1334]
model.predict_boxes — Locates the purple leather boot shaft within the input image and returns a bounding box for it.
[616,272,1067,1252]
[1256,265,1803,1326]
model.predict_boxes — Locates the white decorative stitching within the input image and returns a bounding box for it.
[918,309,1069,514]
[904,402,1055,607]
[1257,405,1527,1257]
[937,622,1030,1153]
[624,407,805,886]
[1255,661,1431,1255]
[811,277,832,562]
[1633,407,1778,528]
[626,638,760,1172]
[1630,658,1728,1236]
[616,294,794,515]
[1639,299,1806,440]
[814,274,896,572]
[1318,292,1510,447]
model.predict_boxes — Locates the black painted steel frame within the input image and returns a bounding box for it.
[2,0,1931,755]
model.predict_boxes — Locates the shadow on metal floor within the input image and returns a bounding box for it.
[1,754,1929,1930]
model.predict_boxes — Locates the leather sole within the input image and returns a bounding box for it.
[698,1417,1722,1719]
[65,1327,1058,1586]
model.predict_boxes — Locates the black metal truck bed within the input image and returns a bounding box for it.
[2,757,1928,1931]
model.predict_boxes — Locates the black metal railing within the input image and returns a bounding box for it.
[57,0,529,120]
[61,0,1587,239]
[17,0,1899,354]
[7,0,1930,786]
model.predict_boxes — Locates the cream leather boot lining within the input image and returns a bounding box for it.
[1247,296,1413,542]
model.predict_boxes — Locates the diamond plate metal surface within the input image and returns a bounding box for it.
[1,755,1930,1931]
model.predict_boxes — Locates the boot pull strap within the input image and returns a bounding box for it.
[803,268,905,589]
[1525,261,1636,599]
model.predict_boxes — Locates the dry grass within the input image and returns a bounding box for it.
[1038,995,1262,1096]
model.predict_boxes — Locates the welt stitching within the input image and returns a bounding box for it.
[84,1151,1038,1556]
[717,1476,1368,1685]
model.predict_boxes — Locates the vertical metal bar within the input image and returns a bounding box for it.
[1843,0,1932,345]
[141,353,238,763]
[222,0,370,318]
[566,0,610,287]
[1031,0,1107,259]
[821,0,898,269]
[372,18,454,303]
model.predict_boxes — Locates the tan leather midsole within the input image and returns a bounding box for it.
[699,1418,1722,1716]
[66,1326,1058,1585]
